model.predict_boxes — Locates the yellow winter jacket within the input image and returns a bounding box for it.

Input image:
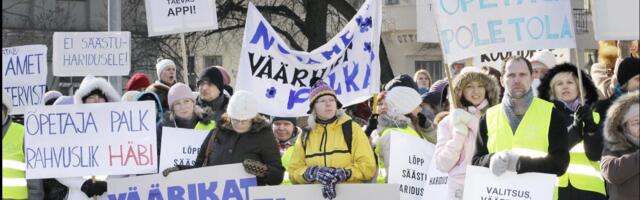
[288,114,376,184]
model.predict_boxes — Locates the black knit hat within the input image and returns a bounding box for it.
[617,57,640,87]
[271,116,297,126]
[384,74,419,91]
[197,66,225,93]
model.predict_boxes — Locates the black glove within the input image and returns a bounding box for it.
[570,105,597,137]
[81,179,107,198]
[243,159,269,177]
[364,114,379,137]
[417,112,432,129]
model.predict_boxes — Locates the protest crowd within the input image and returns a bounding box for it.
[2,0,639,200]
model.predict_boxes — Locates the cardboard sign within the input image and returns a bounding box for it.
[144,0,219,36]
[387,131,436,200]
[422,153,449,200]
[592,0,640,40]
[52,32,130,76]
[432,0,576,63]
[107,164,257,200]
[472,48,571,69]
[159,127,209,171]
[2,45,48,115]
[463,166,557,200]
[24,101,156,178]
[235,0,381,117]
[249,184,400,200]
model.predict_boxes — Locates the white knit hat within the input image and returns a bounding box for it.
[531,50,556,69]
[227,90,258,120]
[156,59,176,79]
[2,90,12,115]
[385,86,422,117]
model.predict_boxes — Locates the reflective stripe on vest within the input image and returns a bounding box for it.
[557,112,606,195]
[194,121,216,131]
[486,98,553,155]
[2,122,28,199]
[376,127,421,183]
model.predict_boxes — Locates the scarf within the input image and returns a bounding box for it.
[560,98,581,112]
[315,115,338,125]
[502,88,534,133]
[466,99,489,118]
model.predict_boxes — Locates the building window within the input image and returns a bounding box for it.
[204,55,223,67]
[415,60,444,81]
[573,9,589,34]
[385,0,399,5]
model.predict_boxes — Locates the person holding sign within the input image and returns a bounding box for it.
[156,83,216,159]
[472,56,570,190]
[163,91,285,186]
[57,76,120,200]
[288,80,376,200]
[537,63,607,199]
[435,71,500,199]
[601,91,639,200]
[155,59,177,87]
[3,91,45,200]
[195,66,230,122]
[375,86,427,183]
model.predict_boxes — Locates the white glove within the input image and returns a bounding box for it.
[489,152,509,176]
[505,151,520,172]
[451,108,474,125]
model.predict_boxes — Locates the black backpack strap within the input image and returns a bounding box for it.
[301,128,310,151]
[342,120,353,153]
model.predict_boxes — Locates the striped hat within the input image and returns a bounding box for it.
[307,80,342,114]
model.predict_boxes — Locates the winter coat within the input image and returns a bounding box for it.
[288,110,376,184]
[601,91,639,200]
[146,83,170,112]
[194,115,284,186]
[195,95,229,122]
[435,71,500,186]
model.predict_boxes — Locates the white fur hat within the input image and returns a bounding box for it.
[531,50,556,69]
[2,90,12,115]
[74,77,121,104]
[227,90,258,120]
[156,59,176,79]
[121,91,141,102]
[385,86,422,117]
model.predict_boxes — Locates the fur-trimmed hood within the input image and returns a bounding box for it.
[604,91,639,152]
[450,71,501,109]
[74,77,121,104]
[307,109,348,129]
[218,114,271,134]
[537,63,599,106]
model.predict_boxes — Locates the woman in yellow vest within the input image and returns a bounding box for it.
[156,83,216,158]
[288,80,376,199]
[374,86,427,183]
[537,63,607,199]
[435,71,500,199]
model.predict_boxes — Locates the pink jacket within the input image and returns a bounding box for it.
[434,114,480,185]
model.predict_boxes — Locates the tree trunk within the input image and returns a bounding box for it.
[303,0,328,50]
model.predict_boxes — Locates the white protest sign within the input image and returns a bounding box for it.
[159,127,209,171]
[144,0,218,37]
[416,0,439,43]
[422,153,448,200]
[387,131,436,200]
[473,48,571,69]
[463,166,557,200]
[249,184,400,200]
[592,0,640,40]
[24,101,156,179]
[107,164,257,200]
[52,32,130,76]
[2,45,48,115]
[235,0,381,117]
[433,0,576,63]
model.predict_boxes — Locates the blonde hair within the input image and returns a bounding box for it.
[548,72,577,101]
[598,41,619,70]
[413,69,432,87]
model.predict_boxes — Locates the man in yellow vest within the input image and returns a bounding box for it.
[3,91,44,200]
[271,116,301,185]
[472,56,569,178]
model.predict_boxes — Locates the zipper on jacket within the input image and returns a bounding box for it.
[322,125,328,167]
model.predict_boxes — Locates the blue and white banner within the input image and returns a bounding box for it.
[2,45,48,115]
[24,101,157,179]
[235,0,381,117]
[107,164,257,200]
[432,0,576,63]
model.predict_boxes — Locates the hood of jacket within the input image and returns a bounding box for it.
[218,114,271,134]
[451,71,501,109]
[537,63,599,106]
[604,91,639,152]
[74,77,121,104]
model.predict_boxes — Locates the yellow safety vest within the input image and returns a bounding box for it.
[375,126,423,183]
[2,122,28,199]
[557,113,606,196]
[281,147,295,185]
[194,121,216,131]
